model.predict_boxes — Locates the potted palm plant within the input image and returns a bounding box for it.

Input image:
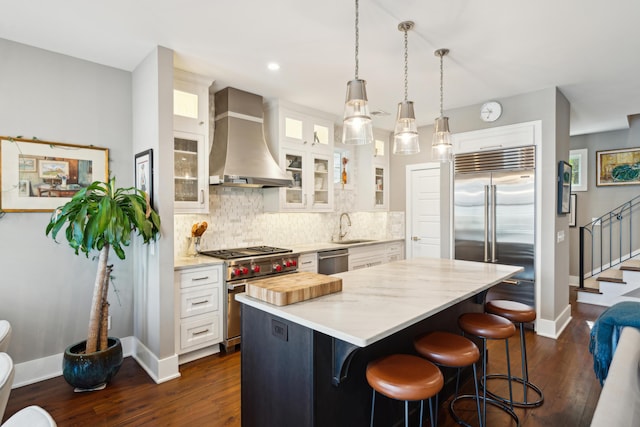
[46,177,160,390]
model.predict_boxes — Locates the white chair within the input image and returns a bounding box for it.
[0,353,56,426]
[0,322,11,353]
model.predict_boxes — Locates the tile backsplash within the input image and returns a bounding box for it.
[174,186,404,257]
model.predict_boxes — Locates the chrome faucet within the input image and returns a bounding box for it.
[339,212,351,241]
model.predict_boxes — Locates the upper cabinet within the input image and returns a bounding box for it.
[173,70,213,214]
[264,101,336,212]
[356,129,390,211]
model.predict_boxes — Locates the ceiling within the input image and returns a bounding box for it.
[2,0,640,136]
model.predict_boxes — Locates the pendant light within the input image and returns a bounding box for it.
[432,48,453,162]
[393,21,420,155]
[342,0,373,145]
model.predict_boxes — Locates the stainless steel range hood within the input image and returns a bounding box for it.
[209,87,292,188]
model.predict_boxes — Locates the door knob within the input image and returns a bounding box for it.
[412,236,420,241]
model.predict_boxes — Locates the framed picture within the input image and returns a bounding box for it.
[569,194,577,227]
[569,148,588,192]
[596,147,640,186]
[0,137,108,212]
[135,149,153,208]
[18,157,36,172]
[558,161,572,215]
[18,179,30,197]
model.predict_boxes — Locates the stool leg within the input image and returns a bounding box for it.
[419,399,424,427]
[482,338,487,427]
[429,398,435,427]
[370,389,375,427]
[472,362,483,427]
[505,338,514,410]
[519,323,529,403]
[404,400,409,427]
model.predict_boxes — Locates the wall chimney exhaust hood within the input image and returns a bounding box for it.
[209,87,292,188]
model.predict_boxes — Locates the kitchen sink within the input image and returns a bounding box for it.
[332,239,376,245]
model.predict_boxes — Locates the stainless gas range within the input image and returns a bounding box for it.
[199,246,299,350]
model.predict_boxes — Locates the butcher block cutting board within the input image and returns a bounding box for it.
[246,272,342,306]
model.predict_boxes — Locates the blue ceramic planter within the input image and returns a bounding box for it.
[62,337,123,390]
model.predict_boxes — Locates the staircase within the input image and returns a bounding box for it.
[577,259,640,306]
[576,195,640,306]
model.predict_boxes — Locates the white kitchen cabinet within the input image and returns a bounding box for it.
[298,252,318,273]
[264,100,336,212]
[356,130,390,211]
[174,264,223,358]
[386,242,404,263]
[348,241,405,271]
[173,70,212,214]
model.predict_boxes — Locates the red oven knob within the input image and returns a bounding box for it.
[231,268,241,277]
[252,265,261,273]
[273,263,282,272]
[285,260,292,267]
[241,267,249,275]
[292,259,297,267]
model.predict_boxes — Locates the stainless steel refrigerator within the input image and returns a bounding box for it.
[453,146,536,307]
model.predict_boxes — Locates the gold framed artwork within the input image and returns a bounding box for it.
[0,137,109,212]
[596,147,640,186]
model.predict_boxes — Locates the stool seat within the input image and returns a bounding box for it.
[414,331,480,367]
[458,312,515,339]
[486,300,536,323]
[366,354,443,402]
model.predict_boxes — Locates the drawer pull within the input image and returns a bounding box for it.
[193,329,210,336]
[192,300,209,306]
[301,261,313,265]
[191,276,209,281]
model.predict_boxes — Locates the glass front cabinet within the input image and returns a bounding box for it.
[356,130,390,211]
[264,101,335,212]
[173,70,212,214]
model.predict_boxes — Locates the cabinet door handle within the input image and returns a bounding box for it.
[200,189,205,204]
[412,236,420,241]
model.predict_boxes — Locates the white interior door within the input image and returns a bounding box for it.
[406,164,441,259]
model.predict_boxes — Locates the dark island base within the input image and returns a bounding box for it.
[241,295,485,427]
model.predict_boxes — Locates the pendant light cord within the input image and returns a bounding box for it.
[403,28,409,101]
[354,0,359,79]
[439,52,444,117]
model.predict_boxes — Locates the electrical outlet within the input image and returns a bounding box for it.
[271,319,288,341]
[107,315,111,330]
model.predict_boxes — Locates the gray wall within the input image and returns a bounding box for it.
[569,116,640,276]
[0,38,133,363]
[390,87,571,330]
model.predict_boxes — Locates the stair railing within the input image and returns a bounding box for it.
[579,194,640,288]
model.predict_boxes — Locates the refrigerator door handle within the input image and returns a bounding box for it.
[492,184,497,262]
[484,185,490,262]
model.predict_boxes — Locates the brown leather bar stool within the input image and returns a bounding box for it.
[366,354,444,427]
[414,331,483,427]
[458,312,520,427]
[485,300,543,407]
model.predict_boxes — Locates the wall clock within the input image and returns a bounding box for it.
[480,101,502,122]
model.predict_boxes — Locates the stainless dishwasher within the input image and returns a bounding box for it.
[318,248,349,274]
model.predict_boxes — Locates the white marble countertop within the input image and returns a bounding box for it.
[174,238,404,269]
[236,257,522,347]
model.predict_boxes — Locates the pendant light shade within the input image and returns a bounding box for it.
[342,0,373,145]
[393,21,419,155]
[432,48,453,162]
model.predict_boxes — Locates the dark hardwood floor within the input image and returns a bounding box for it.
[4,288,605,426]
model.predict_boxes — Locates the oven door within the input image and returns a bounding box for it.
[226,282,246,349]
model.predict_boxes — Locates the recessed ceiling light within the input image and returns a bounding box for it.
[267,62,280,71]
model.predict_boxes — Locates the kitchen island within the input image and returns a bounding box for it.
[237,257,522,427]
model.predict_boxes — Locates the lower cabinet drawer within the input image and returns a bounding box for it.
[180,285,219,319]
[180,314,220,351]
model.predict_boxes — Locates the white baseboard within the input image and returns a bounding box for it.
[178,344,220,365]
[131,339,180,384]
[536,304,572,339]
[11,336,180,388]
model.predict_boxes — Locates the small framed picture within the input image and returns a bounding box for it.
[134,149,153,208]
[558,161,572,215]
[18,179,30,197]
[569,194,577,227]
[18,157,36,172]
